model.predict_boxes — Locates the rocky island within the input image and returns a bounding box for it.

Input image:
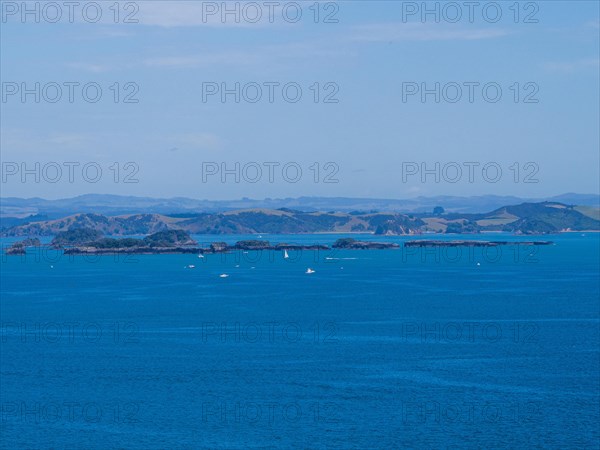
[5,238,42,255]
[55,230,198,255]
[46,229,331,255]
[332,238,399,249]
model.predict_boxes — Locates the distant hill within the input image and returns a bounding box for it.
[1,193,598,221]
[1,213,178,237]
[2,201,598,237]
[1,210,425,236]
[486,203,600,232]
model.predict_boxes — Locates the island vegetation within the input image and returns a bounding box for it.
[45,230,330,255]
[5,238,42,255]
[55,229,199,254]
[332,238,399,249]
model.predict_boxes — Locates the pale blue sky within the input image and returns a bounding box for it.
[1,1,599,200]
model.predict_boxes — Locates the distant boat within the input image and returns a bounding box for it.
[305,268,315,274]
[219,273,229,278]
[284,249,289,259]
[198,254,204,258]
[188,265,195,269]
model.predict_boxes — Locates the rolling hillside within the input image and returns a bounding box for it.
[1,202,598,237]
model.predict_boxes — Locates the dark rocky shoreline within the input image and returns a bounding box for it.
[332,238,399,249]
[4,232,554,256]
[62,240,330,255]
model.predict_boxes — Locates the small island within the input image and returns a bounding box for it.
[45,229,331,255]
[61,230,201,255]
[332,238,399,249]
[5,238,42,255]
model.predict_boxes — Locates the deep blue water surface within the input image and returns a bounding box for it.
[1,233,599,448]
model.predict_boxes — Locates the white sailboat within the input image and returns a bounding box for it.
[305,268,315,274]
[283,249,289,259]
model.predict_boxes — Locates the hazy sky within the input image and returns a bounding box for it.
[1,1,599,200]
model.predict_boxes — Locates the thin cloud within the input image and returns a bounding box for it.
[544,58,600,73]
[137,1,282,28]
[144,52,259,68]
[350,23,510,42]
[68,23,505,73]
[66,62,115,73]
[407,186,424,194]
[143,41,349,69]
[585,20,600,29]
[172,133,224,151]
[70,46,312,72]
[47,133,92,147]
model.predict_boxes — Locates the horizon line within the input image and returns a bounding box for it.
[2,192,599,203]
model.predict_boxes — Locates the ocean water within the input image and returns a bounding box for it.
[1,233,599,449]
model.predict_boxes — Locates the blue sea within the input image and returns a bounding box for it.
[1,233,599,449]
